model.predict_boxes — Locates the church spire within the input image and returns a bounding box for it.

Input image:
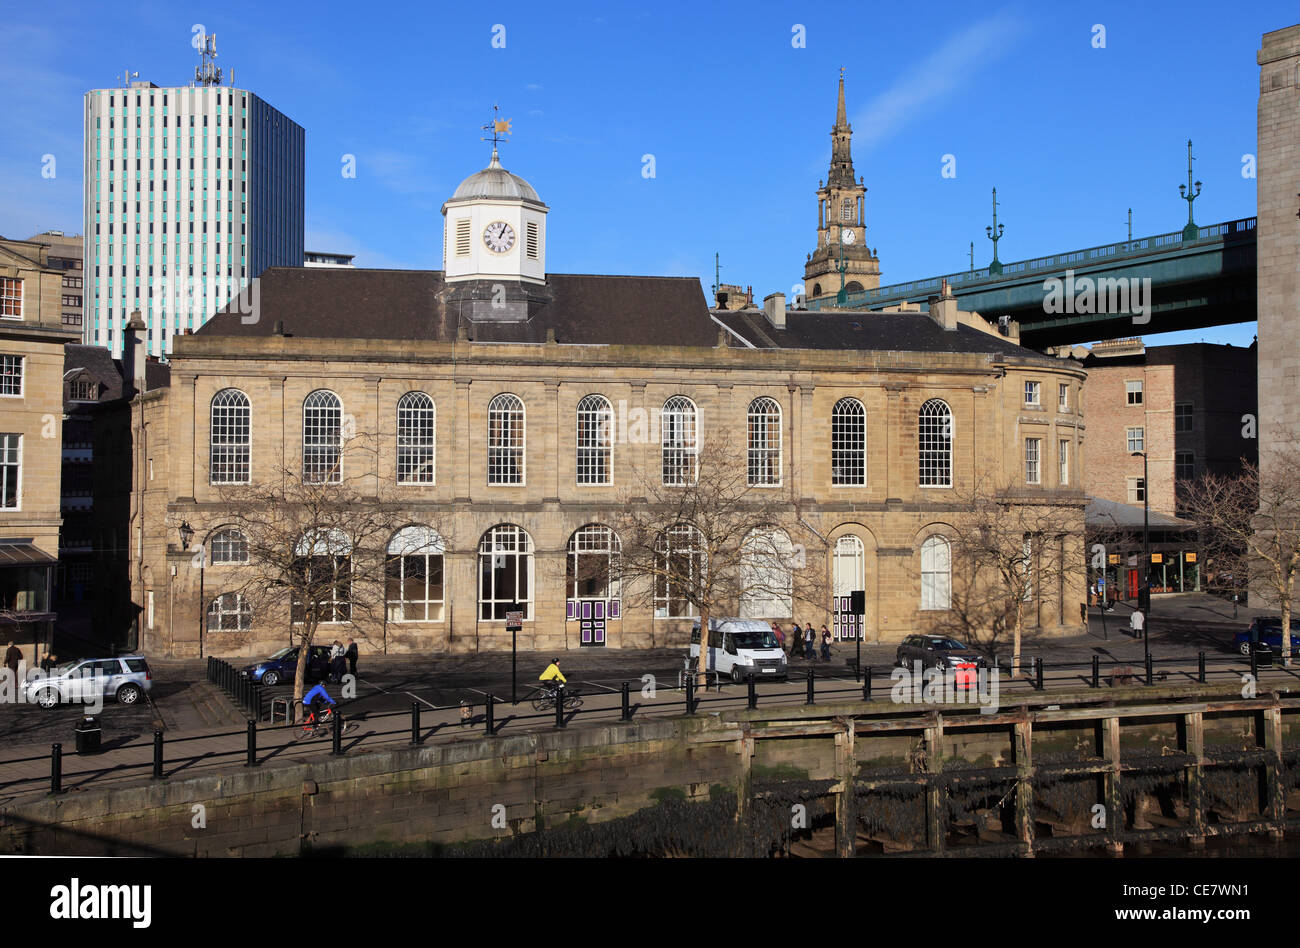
[836,66,847,127]
[828,69,855,188]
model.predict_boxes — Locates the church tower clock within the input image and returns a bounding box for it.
[803,71,880,304]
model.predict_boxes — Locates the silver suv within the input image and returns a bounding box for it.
[23,656,153,709]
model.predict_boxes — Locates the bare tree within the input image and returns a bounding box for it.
[205,438,418,716]
[924,481,1083,675]
[1180,447,1300,667]
[610,437,827,685]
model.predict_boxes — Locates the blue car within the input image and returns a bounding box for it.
[1233,617,1300,656]
[240,645,332,686]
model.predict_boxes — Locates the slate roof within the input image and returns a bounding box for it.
[1085,496,1194,530]
[64,344,125,401]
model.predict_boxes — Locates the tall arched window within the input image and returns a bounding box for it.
[739,528,794,618]
[920,535,952,610]
[479,524,533,619]
[747,397,782,486]
[210,388,250,484]
[654,524,705,618]
[661,396,698,486]
[387,525,445,621]
[208,527,249,565]
[831,397,865,486]
[832,534,865,639]
[919,398,953,487]
[576,394,613,485]
[488,394,525,485]
[206,593,250,632]
[567,524,621,600]
[303,390,342,483]
[396,392,436,484]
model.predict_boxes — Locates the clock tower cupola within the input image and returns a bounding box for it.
[803,71,880,304]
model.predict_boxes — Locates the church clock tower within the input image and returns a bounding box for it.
[804,71,880,304]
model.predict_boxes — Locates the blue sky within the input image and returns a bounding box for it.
[1,0,1290,347]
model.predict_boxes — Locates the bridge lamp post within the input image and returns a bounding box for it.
[1179,139,1202,241]
[986,187,1005,275]
[1131,450,1151,660]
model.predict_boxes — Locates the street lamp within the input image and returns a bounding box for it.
[1131,451,1151,661]
[178,521,194,550]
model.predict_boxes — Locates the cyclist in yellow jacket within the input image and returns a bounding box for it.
[539,657,567,691]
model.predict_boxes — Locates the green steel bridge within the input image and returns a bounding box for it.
[809,217,1256,348]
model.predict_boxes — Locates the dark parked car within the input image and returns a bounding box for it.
[895,635,988,673]
[240,646,332,686]
[1233,617,1300,656]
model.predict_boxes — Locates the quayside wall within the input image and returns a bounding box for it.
[4,684,1300,857]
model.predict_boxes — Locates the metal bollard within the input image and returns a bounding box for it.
[332,710,343,756]
[1092,655,1100,689]
[1036,656,1044,692]
[255,686,263,722]
[1145,653,1153,686]
[747,675,757,710]
[1250,646,1258,682]
[485,693,495,736]
[685,674,696,715]
[555,690,566,728]
[410,702,421,745]
[1198,651,1206,685]
[50,743,64,795]
[806,666,815,705]
[621,681,631,721]
[246,720,258,767]
[153,729,165,780]
[863,666,872,702]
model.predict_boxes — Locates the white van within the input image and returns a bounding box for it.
[689,617,789,682]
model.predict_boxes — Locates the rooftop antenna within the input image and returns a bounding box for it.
[1126,208,1132,246]
[195,33,222,86]
[480,104,512,165]
[711,252,725,306]
[122,69,138,88]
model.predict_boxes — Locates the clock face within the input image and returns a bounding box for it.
[483,221,515,254]
[842,228,857,245]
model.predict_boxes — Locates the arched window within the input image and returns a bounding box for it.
[661,396,698,486]
[208,527,249,565]
[387,525,445,621]
[396,392,436,484]
[747,397,782,486]
[919,398,953,487]
[291,528,351,623]
[567,524,621,600]
[921,535,951,610]
[654,524,705,618]
[739,528,794,619]
[206,592,250,632]
[210,388,250,484]
[576,395,613,485]
[831,397,865,486]
[833,534,865,639]
[479,524,533,619]
[488,394,525,485]
[303,390,342,484]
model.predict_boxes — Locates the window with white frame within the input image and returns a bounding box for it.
[478,524,533,619]
[387,525,445,621]
[654,524,705,618]
[396,392,436,484]
[291,528,352,624]
[210,388,250,484]
[747,397,782,486]
[208,527,249,565]
[1126,427,1144,453]
[576,394,613,485]
[920,536,951,610]
[919,399,953,487]
[567,524,621,601]
[1125,380,1143,405]
[0,278,21,319]
[302,390,342,484]
[1024,380,1041,406]
[487,394,525,485]
[1059,439,1070,486]
[661,396,698,486]
[1025,437,1041,484]
[1128,477,1146,504]
[1058,383,1069,411]
[738,528,794,618]
[831,397,865,486]
[0,356,22,396]
[0,434,19,508]
[206,592,250,632]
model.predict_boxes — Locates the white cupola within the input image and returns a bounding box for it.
[441,148,547,285]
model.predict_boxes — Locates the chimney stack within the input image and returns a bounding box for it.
[123,310,148,397]
[763,292,786,330]
[931,279,958,331]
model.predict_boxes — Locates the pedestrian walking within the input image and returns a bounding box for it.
[345,638,359,678]
[4,641,21,680]
[820,625,832,661]
[1129,607,1145,640]
[791,623,804,659]
[771,622,786,653]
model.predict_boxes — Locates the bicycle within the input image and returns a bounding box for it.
[293,705,358,740]
[530,683,582,712]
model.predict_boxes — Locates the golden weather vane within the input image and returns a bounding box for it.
[481,104,512,151]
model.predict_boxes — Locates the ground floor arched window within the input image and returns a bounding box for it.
[387,525,445,621]
[832,534,865,639]
[654,524,704,618]
[738,528,794,619]
[567,524,621,644]
[920,535,951,611]
[479,524,533,620]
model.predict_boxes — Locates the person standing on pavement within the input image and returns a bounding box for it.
[40,651,57,672]
[771,622,786,654]
[329,640,346,682]
[791,623,804,659]
[345,638,359,678]
[820,625,832,661]
[4,641,21,681]
[804,623,817,661]
[1129,607,1145,640]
